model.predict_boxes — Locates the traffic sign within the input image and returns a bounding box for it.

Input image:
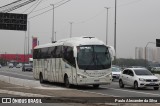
[0,13,27,31]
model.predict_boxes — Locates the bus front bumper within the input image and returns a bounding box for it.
[76,77,112,85]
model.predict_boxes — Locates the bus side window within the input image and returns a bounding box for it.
[51,47,56,58]
[55,46,62,58]
[48,47,54,58]
[33,49,38,59]
[37,49,41,59]
[41,48,48,59]
[63,46,75,67]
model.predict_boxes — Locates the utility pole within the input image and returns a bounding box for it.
[5,52,7,66]
[51,4,55,43]
[69,22,73,38]
[114,0,117,64]
[104,7,110,45]
[55,32,56,41]
[24,31,27,64]
[145,42,156,67]
[28,21,30,56]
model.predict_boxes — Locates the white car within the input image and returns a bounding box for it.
[8,63,14,68]
[112,67,121,80]
[119,68,160,90]
[151,67,160,72]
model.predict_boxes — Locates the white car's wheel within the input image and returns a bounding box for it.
[134,81,139,90]
[119,79,124,88]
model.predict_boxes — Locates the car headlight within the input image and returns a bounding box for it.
[139,78,146,81]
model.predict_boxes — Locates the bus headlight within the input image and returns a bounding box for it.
[77,74,87,78]
[106,74,112,78]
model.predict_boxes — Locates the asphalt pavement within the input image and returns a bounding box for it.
[0,67,160,106]
[0,67,160,97]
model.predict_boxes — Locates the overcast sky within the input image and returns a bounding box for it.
[0,0,160,58]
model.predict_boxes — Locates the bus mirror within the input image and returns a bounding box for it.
[73,47,77,57]
[108,46,115,61]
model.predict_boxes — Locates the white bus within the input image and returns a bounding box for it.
[33,37,115,88]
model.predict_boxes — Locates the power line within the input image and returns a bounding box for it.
[0,0,23,9]
[0,0,36,13]
[28,0,43,14]
[55,0,69,5]
[29,0,71,19]
[31,5,50,13]
[22,0,39,13]
[74,0,143,24]
[117,0,144,7]
[75,9,105,24]
[30,0,69,14]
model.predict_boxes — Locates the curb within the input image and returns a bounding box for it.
[0,75,41,88]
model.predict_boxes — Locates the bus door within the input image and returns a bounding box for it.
[63,46,76,84]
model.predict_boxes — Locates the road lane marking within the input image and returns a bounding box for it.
[4,87,30,89]
[0,89,51,97]
[0,71,33,78]
[103,87,160,96]
[34,86,69,90]
[74,89,119,97]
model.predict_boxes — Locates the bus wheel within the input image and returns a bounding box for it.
[93,84,99,88]
[39,73,44,83]
[64,75,70,88]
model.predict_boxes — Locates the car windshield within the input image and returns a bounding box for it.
[134,69,153,75]
[77,45,111,70]
[112,67,121,72]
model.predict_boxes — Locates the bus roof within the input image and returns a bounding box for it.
[34,37,106,49]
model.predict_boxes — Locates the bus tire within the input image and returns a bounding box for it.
[64,75,70,88]
[39,73,44,83]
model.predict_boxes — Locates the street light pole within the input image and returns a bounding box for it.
[28,21,30,56]
[55,31,56,41]
[114,0,117,64]
[51,4,55,43]
[104,7,110,45]
[5,52,7,65]
[69,22,73,38]
[145,42,156,67]
[24,31,27,63]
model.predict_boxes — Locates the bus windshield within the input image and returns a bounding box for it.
[77,45,111,70]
